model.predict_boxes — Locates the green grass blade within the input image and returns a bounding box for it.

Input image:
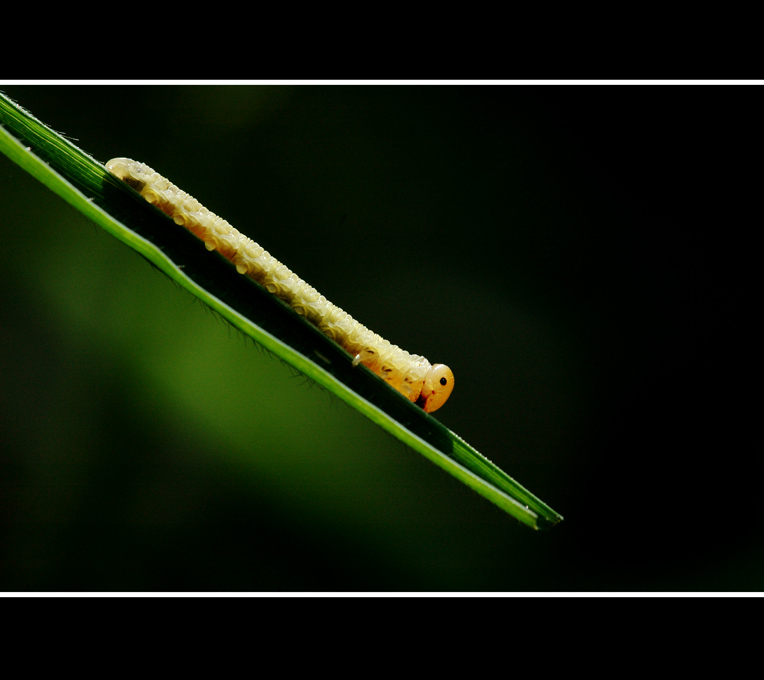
[0,91,562,530]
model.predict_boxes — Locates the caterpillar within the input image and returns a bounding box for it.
[105,158,455,413]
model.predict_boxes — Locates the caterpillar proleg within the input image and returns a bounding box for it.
[106,158,455,413]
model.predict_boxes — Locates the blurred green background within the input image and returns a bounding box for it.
[0,84,759,592]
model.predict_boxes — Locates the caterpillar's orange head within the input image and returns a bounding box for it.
[418,364,454,413]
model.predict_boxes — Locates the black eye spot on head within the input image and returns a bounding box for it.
[440,377,448,386]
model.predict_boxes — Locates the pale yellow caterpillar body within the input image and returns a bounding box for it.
[106,158,454,412]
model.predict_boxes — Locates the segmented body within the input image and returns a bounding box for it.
[105,158,454,412]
